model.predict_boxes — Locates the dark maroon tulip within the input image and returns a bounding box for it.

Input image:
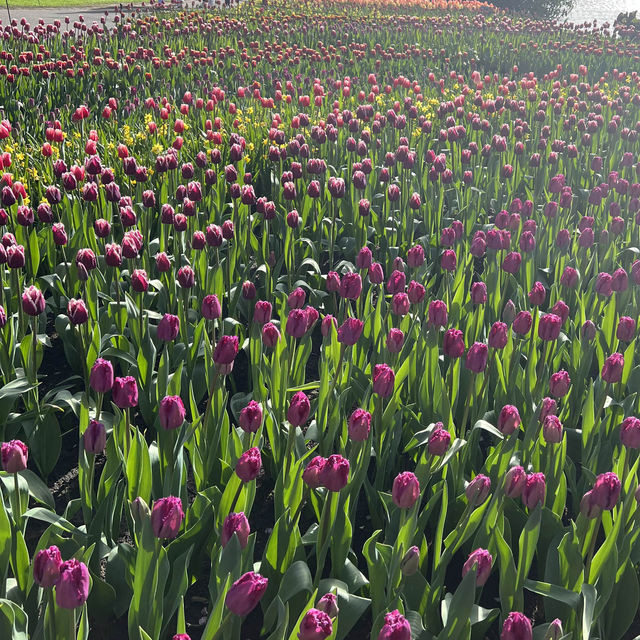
[318,454,350,491]
[112,376,138,408]
[236,447,262,482]
[151,496,184,539]
[392,472,420,508]
[287,392,310,427]
[33,546,63,588]
[602,353,624,383]
[225,572,268,617]
[221,512,250,549]
[1,439,28,472]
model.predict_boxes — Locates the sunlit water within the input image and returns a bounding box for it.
[565,0,640,24]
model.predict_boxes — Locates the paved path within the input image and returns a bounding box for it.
[0,2,192,27]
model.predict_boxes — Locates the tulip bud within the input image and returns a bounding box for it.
[488,321,509,349]
[303,456,326,489]
[542,415,563,444]
[316,593,339,618]
[239,401,262,433]
[318,454,350,492]
[84,419,106,455]
[1,439,28,472]
[201,294,221,321]
[528,281,546,306]
[151,496,184,539]
[522,472,546,509]
[157,314,180,342]
[288,287,306,309]
[159,395,186,430]
[221,512,250,549]
[286,309,308,339]
[400,546,420,576]
[225,572,268,616]
[348,409,371,442]
[386,270,406,295]
[372,364,395,398]
[441,249,457,271]
[392,471,420,509]
[580,490,602,519]
[501,612,532,640]
[617,316,636,342]
[33,545,63,588]
[498,405,521,435]
[462,548,493,586]
[131,269,149,293]
[298,608,333,640]
[377,610,411,640]
[22,286,46,316]
[591,472,621,510]
[236,447,262,483]
[549,370,571,398]
[466,474,491,506]
[620,416,640,449]
[428,426,451,456]
[55,559,90,609]
[581,320,596,341]
[407,245,425,268]
[504,465,526,498]
[386,328,404,354]
[356,247,373,270]
[89,357,114,394]
[337,318,364,346]
[112,376,138,408]
[369,262,384,285]
[326,272,340,293]
[213,335,239,367]
[602,353,624,383]
[287,392,310,427]
[543,619,563,640]
[253,301,272,325]
[465,342,488,373]
[443,328,465,358]
[428,300,448,327]
[262,322,281,348]
[538,313,562,341]
[471,282,487,305]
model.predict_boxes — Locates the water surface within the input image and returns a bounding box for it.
[565,0,640,24]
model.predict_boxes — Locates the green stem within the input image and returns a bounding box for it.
[12,472,21,529]
[584,513,602,584]
[459,375,476,441]
[210,610,234,640]
[124,408,131,460]
[229,481,244,515]
[314,490,336,588]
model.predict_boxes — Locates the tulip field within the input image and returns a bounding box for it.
[3,0,640,638]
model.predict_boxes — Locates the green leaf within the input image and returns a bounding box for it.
[201,574,232,640]
[581,583,596,640]
[516,503,542,590]
[0,598,28,640]
[437,567,476,639]
[278,561,312,604]
[20,470,54,508]
[524,579,580,608]
[23,507,76,533]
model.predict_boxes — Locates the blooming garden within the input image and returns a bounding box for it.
[1,0,640,638]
